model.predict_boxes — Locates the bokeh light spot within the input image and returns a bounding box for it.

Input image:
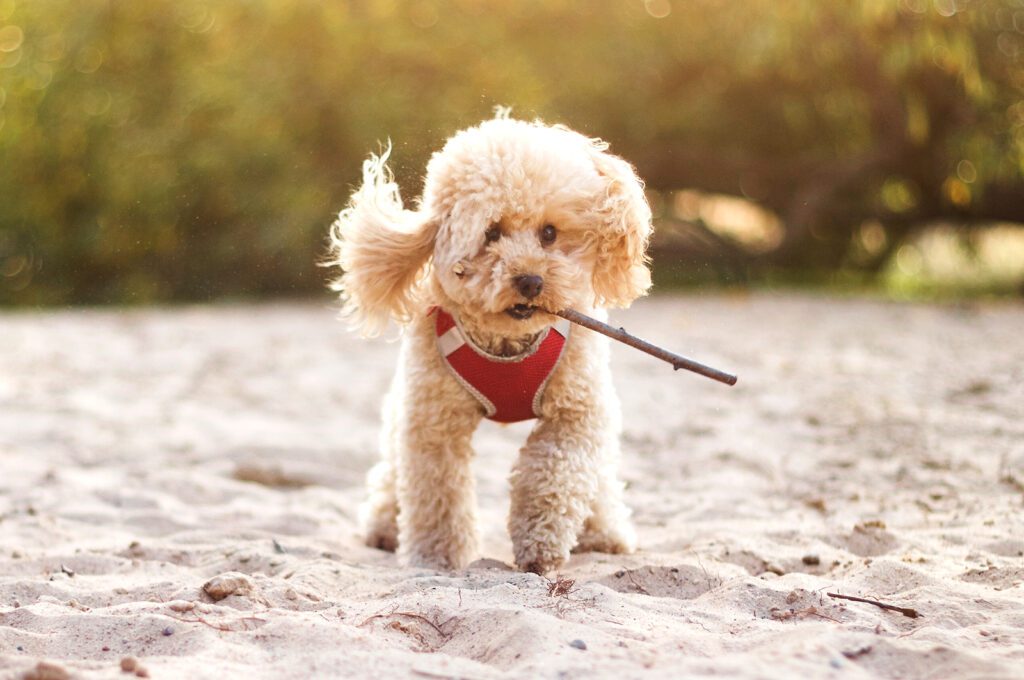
[997,32,1021,59]
[956,160,977,184]
[2,254,27,278]
[644,0,671,19]
[410,2,438,28]
[0,45,20,68]
[896,244,923,276]
[74,46,104,74]
[933,0,957,18]
[881,178,919,213]
[40,33,67,62]
[83,88,112,116]
[670,190,783,253]
[26,62,54,91]
[858,221,888,256]
[177,4,215,33]
[943,177,971,207]
[0,24,22,52]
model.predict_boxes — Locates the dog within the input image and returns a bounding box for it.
[326,111,653,574]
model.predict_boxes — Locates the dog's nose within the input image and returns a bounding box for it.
[513,274,543,300]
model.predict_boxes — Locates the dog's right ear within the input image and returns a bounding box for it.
[326,147,438,336]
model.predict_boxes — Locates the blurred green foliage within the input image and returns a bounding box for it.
[1,0,1022,305]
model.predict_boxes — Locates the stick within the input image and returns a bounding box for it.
[553,308,738,386]
[826,592,920,619]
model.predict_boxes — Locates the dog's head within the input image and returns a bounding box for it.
[327,115,653,337]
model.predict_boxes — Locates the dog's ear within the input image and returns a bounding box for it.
[587,141,654,309]
[326,148,438,336]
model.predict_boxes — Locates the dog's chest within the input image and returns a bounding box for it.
[432,308,570,423]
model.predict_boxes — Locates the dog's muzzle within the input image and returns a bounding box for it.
[507,274,543,319]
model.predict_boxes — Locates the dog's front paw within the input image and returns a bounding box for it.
[401,548,470,571]
[360,504,399,552]
[404,552,453,571]
[572,517,637,555]
[364,524,399,552]
[398,532,477,571]
[514,540,569,575]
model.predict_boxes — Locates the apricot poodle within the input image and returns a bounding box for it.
[326,112,653,574]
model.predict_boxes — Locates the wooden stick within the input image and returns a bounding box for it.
[826,592,920,619]
[553,308,738,386]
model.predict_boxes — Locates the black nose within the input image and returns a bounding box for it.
[513,274,543,300]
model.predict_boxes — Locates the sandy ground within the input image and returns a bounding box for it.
[1,292,1022,679]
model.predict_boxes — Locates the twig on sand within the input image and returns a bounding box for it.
[553,308,738,386]
[359,609,457,653]
[826,592,920,619]
[411,670,485,680]
[770,606,841,623]
[696,556,723,591]
[168,613,267,631]
[998,452,1024,493]
[623,569,651,596]
[547,576,576,598]
[541,575,594,618]
[359,610,455,638]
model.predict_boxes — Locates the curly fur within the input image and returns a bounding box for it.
[326,146,438,336]
[327,114,653,573]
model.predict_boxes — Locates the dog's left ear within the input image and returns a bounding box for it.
[588,142,654,308]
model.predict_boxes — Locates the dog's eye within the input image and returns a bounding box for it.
[485,224,502,244]
[539,224,557,246]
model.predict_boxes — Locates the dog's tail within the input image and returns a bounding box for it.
[325,144,437,336]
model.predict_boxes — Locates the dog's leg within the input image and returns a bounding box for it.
[359,384,401,552]
[508,415,603,574]
[395,392,482,570]
[572,430,636,555]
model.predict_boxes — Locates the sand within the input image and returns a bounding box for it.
[1,292,1022,679]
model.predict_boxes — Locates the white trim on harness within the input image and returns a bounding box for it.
[530,318,572,417]
[437,326,465,357]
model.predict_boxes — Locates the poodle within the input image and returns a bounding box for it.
[326,112,653,574]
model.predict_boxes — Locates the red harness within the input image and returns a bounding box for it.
[432,307,571,423]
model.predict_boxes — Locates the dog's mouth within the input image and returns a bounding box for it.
[505,304,537,320]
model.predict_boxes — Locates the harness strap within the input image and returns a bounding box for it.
[432,308,570,423]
